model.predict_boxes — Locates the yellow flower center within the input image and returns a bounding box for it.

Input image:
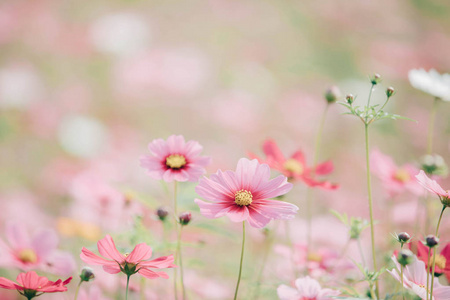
[307,252,322,262]
[166,154,187,169]
[283,159,304,175]
[393,169,410,183]
[18,249,38,264]
[429,254,447,270]
[234,190,253,206]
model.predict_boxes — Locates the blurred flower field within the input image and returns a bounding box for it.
[0,0,450,299]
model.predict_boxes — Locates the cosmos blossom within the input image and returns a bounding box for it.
[277,276,340,300]
[409,241,450,282]
[416,170,450,206]
[194,158,298,228]
[0,271,71,299]
[140,135,211,182]
[80,235,176,279]
[370,149,422,197]
[408,69,450,101]
[248,139,338,189]
[388,254,450,299]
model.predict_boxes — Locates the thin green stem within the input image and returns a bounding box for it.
[366,84,375,118]
[126,275,130,300]
[177,226,186,300]
[400,265,405,300]
[234,222,246,300]
[427,97,439,155]
[74,280,82,300]
[364,123,379,299]
[430,206,446,298]
[174,182,179,300]
[426,248,431,300]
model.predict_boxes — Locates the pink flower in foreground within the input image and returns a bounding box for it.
[371,149,422,197]
[0,222,75,276]
[194,158,298,228]
[140,135,211,182]
[277,276,340,300]
[248,139,338,189]
[416,170,450,206]
[388,254,450,299]
[0,271,71,299]
[80,235,176,279]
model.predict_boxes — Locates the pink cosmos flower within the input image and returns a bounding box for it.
[371,149,422,197]
[277,276,340,300]
[0,222,76,276]
[416,170,450,205]
[388,254,450,299]
[80,235,176,279]
[248,139,338,189]
[0,271,71,299]
[140,135,211,182]
[194,158,298,228]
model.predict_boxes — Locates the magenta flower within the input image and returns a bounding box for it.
[80,235,176,279]
[0,271,71,299]
[371,149,422,197]
[194,158,298,228]
[140,135,211,182]
[277,276,340,300]
[416,170,450,206]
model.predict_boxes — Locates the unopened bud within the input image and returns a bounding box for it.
[386,87,395,98]
[370,73,382,85]
[397,232,411,244]
[425,235,439,248]
[156,207,169,221]
[346,94,354,104]
[179,212,192,226]
[397,249,414,266]
[325,86,341,103]
[421,154,448,177]
[80,267,95,282]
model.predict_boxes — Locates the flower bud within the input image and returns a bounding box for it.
[421,154,448,177]
[80,267,95,282]
[397,249,414,266]
[397,232,411,244]
[156,207,169,221]
[325,86,341,103]
[425,235,439,248]
[386,87,395,98]
[179,211,192,226]
[370,73,382,85]
[346,94,354,104]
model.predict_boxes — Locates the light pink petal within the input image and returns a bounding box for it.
[225,205,249,222]
[370,149,397,178]
[31,229,58,259]
[210,170,240,193]
[249,163,271,191]
[314,160,334,175]
[246,206,271,228]
[262,140,285,164]
[97,235,125,263]
[140,156,165,172]
[166,135,185,153]
[433,286,450,299]
[139,255,176,269]
[277,284,300,300]
[45,250,76,276]
[17,271,42,289]
[147,138,169,157]
[235,158,261,190]
[80,247,114,265]
[295,276,321,297]
[103,264,121,274]
[183,140,203,157]
[252,199,298,220]
[162,169,178,182]
[416,170,447,197]
[194,199,229,219]
[0,277,18,289]
[290,150,306,166]
[253,175,293,199]
[5,222,29,250]
[126,243,152,263]
[190,156,211,167]
[195,176,235,202]
[138,268,169,279]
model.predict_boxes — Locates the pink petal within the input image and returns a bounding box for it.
[225,205,249,222]
[5,222,29,250]
[80,247,114,265]
[166,135,185,153]
[262,139,285,163]
[235,158,260,190]
[370,149,396,178]
[314,160,334,175]
[210,170,240,193]
[0,277,18,290]
[126,243,152,264]
[195,175,235,202]
[253,175,293,199]
[139,255,176,269]
[138,268,169,279]
[31,229,58,259]
[45,250,76,276]
[252,199,298,220]
[147,138,169,157]
[277,284,300,300]
[97,235,125,263]
[416,170,448,197]
[183,140,203,157]
[103,264,121,274]
[246,206,271,228]
[290,151,306,166]
[194,199,229,219]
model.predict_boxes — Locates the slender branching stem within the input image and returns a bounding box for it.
[74,280,82,300]
[430,206,446,298]
[234,222,246,300]
[126,275,131,300]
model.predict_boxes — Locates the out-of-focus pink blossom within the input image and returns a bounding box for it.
[77,286,111,300]
[416,170,450,203]
[195,158,297,228]
[0,222,75,276]
[277,276,340,300]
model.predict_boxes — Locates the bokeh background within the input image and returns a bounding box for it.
[1,0,450,299]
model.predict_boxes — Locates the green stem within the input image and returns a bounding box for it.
[74,280,82,300]
[427,97,439,155]
[177,226,186,300]
[430,206,446,298]
[400,265,405,300]
[364,123,379,299]
[234,222,246,300]
[365,83,375,121]
[174,182,179,300]
[426,248,431,300]
[126,275,130,300]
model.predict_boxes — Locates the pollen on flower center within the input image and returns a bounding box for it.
[283,159,304,175]
[307,252,322,262]
[393,169,410,183]
[234,190,253,206]
[166,154,187,169]
[429,254,447,270]
[18,248,38,264]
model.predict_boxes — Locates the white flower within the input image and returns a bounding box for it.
[408,69,450,101]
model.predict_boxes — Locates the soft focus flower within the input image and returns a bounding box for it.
[80,235,176,279]
[388,254,450,299]
[370,149,422,197]
[416,170,450,206]
[277,276,340,300]
[408,69,450,101]
[140,135,211,182]
[409,241,450,282]
[0,271,71,299]
[0,222,76,276]
[195,158,297,228]
[249,139,338,189]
